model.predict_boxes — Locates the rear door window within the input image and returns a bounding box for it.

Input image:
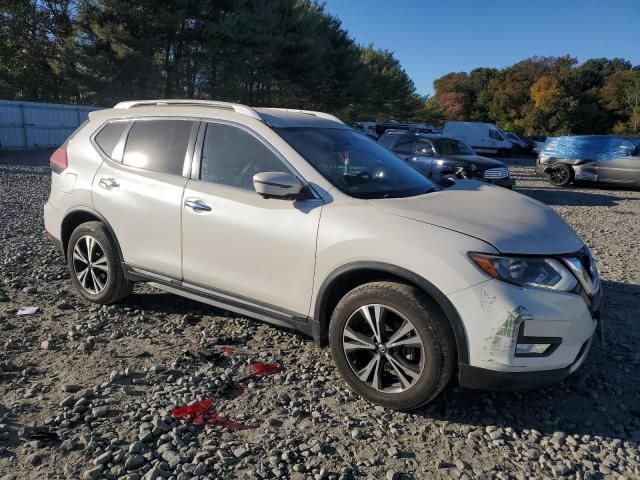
[94,121,128,157]
[123,119,194,175]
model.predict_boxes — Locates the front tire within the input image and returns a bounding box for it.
[548,164,573,187]
[66,221,131,304]
[329,282,454,410]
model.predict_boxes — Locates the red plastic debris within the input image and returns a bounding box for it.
[249,362,281,377]
[171,398,250,430]
[171,398,213,419]
[220,420,251,431]
[169,356,282,432]
[192,415,204,426]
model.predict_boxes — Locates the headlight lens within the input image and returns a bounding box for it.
[468,253,578,291]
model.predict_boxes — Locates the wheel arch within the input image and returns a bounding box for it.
[313,262,469,364]
[60,207,124,264]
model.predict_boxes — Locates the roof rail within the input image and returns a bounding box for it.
[113,99,262,121]
[260,108,344,124]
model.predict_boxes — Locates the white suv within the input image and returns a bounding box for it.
[44,100,602,410]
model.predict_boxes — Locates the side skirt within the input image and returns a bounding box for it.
[125,265,313,337]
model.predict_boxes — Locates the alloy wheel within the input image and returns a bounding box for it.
[72,235,109,294]
[550,167,569,185]
[342,304,425,393]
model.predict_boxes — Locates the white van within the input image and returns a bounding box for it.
[443,121,513,155]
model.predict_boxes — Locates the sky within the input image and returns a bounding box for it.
[322,0,640,96]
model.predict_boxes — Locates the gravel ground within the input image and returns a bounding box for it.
[0,150,639,480]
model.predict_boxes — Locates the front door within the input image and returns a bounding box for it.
[409,138,437,176]
[181,121,323,317]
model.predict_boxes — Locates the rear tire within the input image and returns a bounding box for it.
[66,221,131,304]
[548,164,573,187]
[329,282,454,410]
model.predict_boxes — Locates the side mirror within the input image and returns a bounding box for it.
[253,171,304,199]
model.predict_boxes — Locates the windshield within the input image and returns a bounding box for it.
[275,127,437,199]
[433,138,475,155]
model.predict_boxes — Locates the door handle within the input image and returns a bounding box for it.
[99,177,119,189]
[184,197,212,213]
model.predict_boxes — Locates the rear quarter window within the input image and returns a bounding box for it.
[94,121,128,157]
[122,119,195,175]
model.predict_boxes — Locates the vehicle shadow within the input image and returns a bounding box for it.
[416,279,640,443]
[122,290,227,317]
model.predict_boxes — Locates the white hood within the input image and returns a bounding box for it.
[373,181,583,255]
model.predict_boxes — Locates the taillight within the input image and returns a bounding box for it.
[50,147,68,171]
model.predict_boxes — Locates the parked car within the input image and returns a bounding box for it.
[443,121,513,155]
[45,99,601,410]
[353,121,377,137]
[378,131,515,188]
[504,132,534,154]
[536,135,640,188]
[525,135,548,154]
[373,122,435,137]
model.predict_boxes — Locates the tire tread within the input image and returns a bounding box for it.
[329,281,455,410]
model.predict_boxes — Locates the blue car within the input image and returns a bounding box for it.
[378,132,515,189]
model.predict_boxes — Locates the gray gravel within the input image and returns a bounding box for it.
[1,150,639,480]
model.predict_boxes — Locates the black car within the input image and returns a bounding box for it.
[378,132,515,188]
[374,122,435,136]
[536,135,640,188]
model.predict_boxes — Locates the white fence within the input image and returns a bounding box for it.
[0,100,102,149]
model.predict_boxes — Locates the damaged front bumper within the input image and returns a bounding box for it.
[458,337,593,390]
[448,277,599,390]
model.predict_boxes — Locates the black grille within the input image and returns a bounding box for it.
[575,247,595,283]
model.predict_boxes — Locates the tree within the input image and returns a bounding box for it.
[602,70,640,134]
[0,0,77,101]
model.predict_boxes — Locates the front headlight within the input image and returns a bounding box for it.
[468,252,578,292]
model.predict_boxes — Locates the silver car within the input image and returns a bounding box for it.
[44,100,602,410]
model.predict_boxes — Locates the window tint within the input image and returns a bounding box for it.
[378,134,396,150]
[433,138,475,155]
[201,123,289,190]
[94,121,127,157]
[414,139,435,155]
[489,129,503,141]
[123,119,194,175]
[393,136,415,154]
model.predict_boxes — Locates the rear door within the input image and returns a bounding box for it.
[92,118,198,278]
[598,154,640,186]
[181,121,323,317]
